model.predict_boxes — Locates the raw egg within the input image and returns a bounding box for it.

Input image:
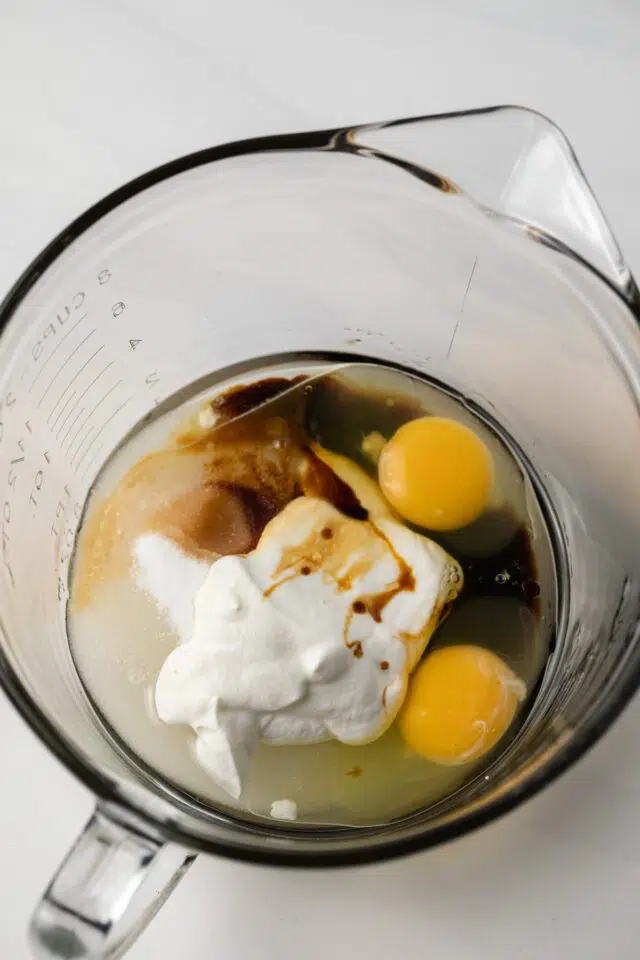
[398,645,525,765]
[378,416,493,530]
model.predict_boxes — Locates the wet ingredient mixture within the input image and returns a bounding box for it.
[69,360,555,826]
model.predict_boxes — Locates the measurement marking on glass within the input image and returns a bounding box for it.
[73,428,97,474]
[55,396,82,441]
[46,343,105,424]
[28,315,86,393]
[59,407,86,448]
[66,415,95,459]
[446,256,478,359]
[76,398,131,471]
[79,443,105,482]
[50,391,77,434]
[68,381,124,462]
[38,329,96,409]
[49,360,114,430]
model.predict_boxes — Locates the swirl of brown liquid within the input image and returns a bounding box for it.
[72,378,366,610]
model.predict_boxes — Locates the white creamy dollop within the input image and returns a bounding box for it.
[135,497,462,799]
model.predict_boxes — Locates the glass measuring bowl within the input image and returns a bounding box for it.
[0,106,638,959]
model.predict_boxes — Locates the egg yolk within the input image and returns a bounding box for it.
[378,416,493,530]
[399,645,525,765]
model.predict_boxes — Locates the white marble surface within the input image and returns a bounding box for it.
[1,1,639,957]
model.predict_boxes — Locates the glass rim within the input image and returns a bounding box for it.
[1,105,639,867]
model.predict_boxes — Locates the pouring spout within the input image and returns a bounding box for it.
[346,106,633,299]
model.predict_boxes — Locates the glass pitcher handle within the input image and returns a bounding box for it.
[29,806,195,959]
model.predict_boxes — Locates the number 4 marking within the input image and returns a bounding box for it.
[129,339,142,350]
